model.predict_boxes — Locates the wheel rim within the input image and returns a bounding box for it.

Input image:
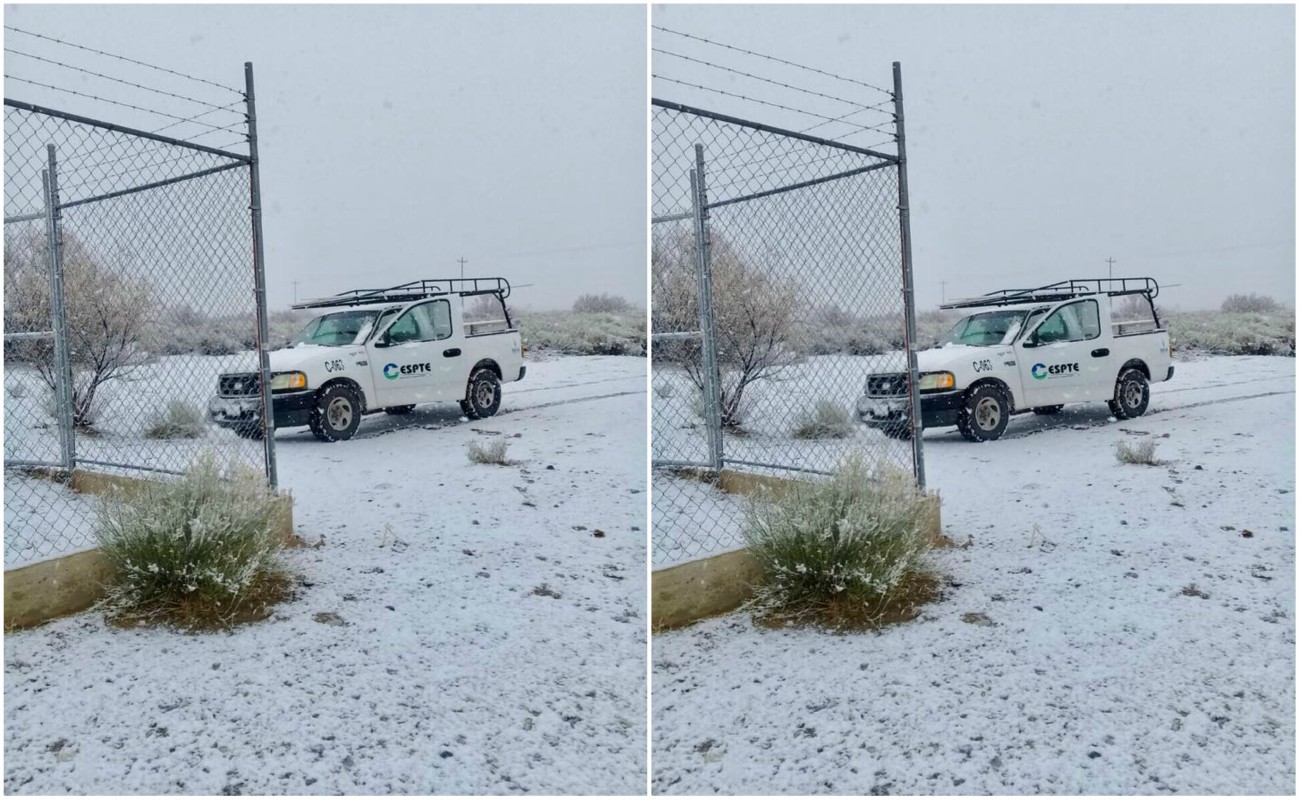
[475,381,496,408]
[974,397,1001,431]
[1124,381,1143,409]
[327,397,353,430]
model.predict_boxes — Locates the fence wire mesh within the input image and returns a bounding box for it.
[651,91,923,567]
[3,59,273,568]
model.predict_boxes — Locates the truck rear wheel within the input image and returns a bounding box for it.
[463,369,502,420]
[1109,368,1150,420]
[957,384,1010,442]
[309,383,362,442]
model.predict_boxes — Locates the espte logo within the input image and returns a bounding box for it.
[1032,362,1079,380]
[384,362,432,380]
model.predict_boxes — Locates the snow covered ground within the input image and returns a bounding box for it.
[4,355,648,795]
[652,355,1295,795]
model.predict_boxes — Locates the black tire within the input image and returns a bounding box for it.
[956,384,1010,442]
[881,417,913,440]
[1032,405,1064,416]
[463,369,502,420]
[384,405,416,416]
[1109,368,1150,420]
[458,399,472,417]
[309,383,363,442]
[234,420,264,440]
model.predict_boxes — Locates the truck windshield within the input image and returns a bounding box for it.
[939,310,1034,347]
[292,310,388,347]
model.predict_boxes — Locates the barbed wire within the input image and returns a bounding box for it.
[652,74,879,133]
[653,47,890,118]
[4,74,236,132]
[4,24,242,96]
[4,48,243,115]
[653,25,894,98]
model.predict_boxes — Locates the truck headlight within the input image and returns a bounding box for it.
[918,371,955,393]
[270,371,308,392]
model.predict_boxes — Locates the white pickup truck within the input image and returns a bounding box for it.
[208,278,525,442]
[858,278,1174,442]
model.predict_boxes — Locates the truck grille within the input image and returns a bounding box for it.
[866,373,909,397]
[218,372,261,397]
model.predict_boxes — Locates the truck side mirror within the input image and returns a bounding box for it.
[1022,331,1039,348]
[373,332,391,348]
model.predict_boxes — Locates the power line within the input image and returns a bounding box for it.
[653,26,894,98]
[4,48,242,113]
[4,24,242,96]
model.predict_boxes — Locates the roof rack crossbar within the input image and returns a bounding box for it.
[939,277,1158,310]
[292,277,511,310]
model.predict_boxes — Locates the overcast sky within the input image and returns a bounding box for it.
[652,4,1295,311]
[5,4,647,312]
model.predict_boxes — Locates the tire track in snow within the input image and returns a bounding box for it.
[351,389,646,440]
[999,389,1295,440]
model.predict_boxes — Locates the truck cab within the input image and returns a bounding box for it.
[209,277,525,442]
[858,278,1173,442]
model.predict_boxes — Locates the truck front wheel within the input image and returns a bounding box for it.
[463,369,502,420]
[957,384,1010,442]
[1109,368,1150,420]
[309,384,362,442]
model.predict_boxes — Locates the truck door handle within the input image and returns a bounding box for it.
[443,348,461,358]
[1091,348,1110,357]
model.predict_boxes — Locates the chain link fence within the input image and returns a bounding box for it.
[651,63,924,567]
[4,54,275,568]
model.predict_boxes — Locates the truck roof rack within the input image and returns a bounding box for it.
[293,277,511,310]
[939,277,1158,310]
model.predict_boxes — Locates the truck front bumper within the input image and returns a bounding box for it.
[856,391,964,430]
[208,391,315,432]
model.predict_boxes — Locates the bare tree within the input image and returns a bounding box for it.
[4,228,153,427]
[652,228,798,428]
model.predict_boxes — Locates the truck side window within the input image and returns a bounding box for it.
[1037,300,1100,344]
[387,300,452,344]
[429,300,453,340]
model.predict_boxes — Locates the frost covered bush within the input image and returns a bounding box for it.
[792,400,855,439]
[1115,439,1159,466]
[744,456,936,629]
[96,454,286,628]
[519,310,645,356]
[1221,293,1281,314]
[1164,309,1294,357]
[144,400,207,439]
[573,293,631,314]
[467,439,510,465]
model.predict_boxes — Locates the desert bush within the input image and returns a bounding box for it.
[467,439,510,465]
[96,454,286,629]
[519,309,645,356]
[793,400,855,439]
[5,229,153,427]
[1163,309,1294,357]
[654,230,799,428]
[744,456,936,629]
[144,400,207,440]
[1115,439,1159,465]
[573,293,631,314]
[1221,293,1281,314]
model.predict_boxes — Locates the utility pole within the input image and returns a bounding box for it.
[940,280,947,304]
[1106,256,1116,278]
[292,280,299,304]
[457,256,468,278]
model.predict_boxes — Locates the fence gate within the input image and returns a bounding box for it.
[651,57,925,567]
[3,44,276,569]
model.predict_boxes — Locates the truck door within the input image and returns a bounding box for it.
[1016,298,1106,407]
[370,299,458,407]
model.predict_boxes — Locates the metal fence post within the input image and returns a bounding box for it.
[42,147,76,473]
[893,61,926,490]
[244,62,278,489]
[690,144,724,472]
